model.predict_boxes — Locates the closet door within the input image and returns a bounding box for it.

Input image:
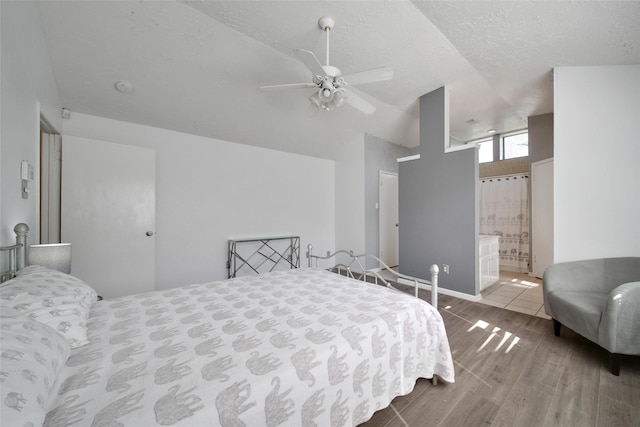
[40,130,61,243]
[532,158,553,278]
[61,136,156,298]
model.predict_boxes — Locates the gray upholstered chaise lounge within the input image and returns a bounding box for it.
[543,257,640,375]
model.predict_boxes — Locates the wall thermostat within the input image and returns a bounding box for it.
[21,160,34,181]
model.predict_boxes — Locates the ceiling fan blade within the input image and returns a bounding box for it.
[343,67,393,86]
[344,88,376,115]
[294,49,326,78]
[259,82,317,91]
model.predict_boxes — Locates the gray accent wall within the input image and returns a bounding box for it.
[399,87,479,295]
[528,113,554,163]
[364,134,410,269]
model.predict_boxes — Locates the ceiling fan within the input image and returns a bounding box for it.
[259,16,393,115]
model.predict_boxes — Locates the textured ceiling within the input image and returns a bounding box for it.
[36,1,640,158]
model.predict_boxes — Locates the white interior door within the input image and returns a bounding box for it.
[379,171,399,267]
[61,136,156,298]
[532,158,554,278]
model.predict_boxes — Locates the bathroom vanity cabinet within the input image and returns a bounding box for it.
[480,235,500,291]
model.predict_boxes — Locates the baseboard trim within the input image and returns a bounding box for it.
[396,277,482,302]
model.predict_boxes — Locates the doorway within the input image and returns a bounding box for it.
[40,116,62,244]
[379,171,399,267]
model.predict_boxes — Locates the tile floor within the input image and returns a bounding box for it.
[478,271,551,319]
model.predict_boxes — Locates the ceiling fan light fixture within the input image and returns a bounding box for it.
[310,88,345,111]
[318,79,336,102]
[320,87,333,100]
[333,88,347,108]
[309,92,322,108]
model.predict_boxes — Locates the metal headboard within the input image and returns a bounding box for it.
[227,236,300,278]
[306,244,440,309]
[0,223,29,283]
[1,224,72,283]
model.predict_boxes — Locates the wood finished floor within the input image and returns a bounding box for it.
[360,290,640,427]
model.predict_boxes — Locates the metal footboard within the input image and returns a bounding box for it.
[306,244,440,310]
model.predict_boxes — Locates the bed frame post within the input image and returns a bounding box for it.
[307,244,313,267]
[430,264,439,309]
[429,264,440,386]
[14,223,29,270]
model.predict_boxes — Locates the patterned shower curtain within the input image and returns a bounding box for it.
[479,175,529,272]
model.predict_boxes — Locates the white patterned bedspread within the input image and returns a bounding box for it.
[45,268,454,426]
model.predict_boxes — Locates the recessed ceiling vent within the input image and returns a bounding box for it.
[114,80,133,93]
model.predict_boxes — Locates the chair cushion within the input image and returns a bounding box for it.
[599,281,640,354]
[547,290,609,343]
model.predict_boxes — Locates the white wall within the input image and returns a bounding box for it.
[333,135,366,266]
[64,113,335,290]
[0,1,377,284]
[554,65,640,262]
[0,1,62,248]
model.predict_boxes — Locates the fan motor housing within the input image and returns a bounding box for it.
[322,65,342,79]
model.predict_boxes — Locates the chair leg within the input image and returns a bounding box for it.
[609,353,620,376]
[552,318,561,336]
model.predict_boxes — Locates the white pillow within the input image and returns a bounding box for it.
[0,307,71,427]
[16,265,96,300]
[1,266,97,348]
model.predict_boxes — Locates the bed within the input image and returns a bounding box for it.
[1,224,454,426]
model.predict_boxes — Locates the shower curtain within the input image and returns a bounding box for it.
[479,175,529,272]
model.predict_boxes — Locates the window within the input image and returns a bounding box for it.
[502,132,528,159]
[477,139,493,163]
[472,130,528,164]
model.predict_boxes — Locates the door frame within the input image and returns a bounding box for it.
[40,115,62,244]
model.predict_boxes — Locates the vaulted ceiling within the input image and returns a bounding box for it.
[37,1,640,159]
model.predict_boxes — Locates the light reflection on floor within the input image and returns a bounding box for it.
[464,318,521,353]
[480,271,549,319]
